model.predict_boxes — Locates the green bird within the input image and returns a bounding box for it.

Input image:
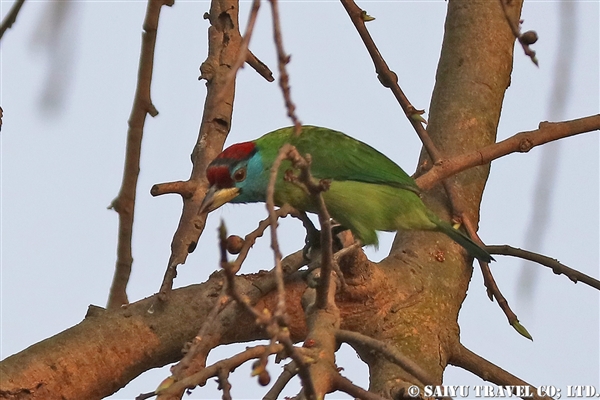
[200,126,492,263]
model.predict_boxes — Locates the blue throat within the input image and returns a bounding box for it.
[232,151,269,204]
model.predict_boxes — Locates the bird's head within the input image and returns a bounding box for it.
[200,141,268,214]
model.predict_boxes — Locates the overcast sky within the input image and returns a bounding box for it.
[1,1,599,399]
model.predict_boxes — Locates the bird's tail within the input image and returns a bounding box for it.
[432,218,494,263]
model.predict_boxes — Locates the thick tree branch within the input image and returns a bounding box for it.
[0,266,309,400]
[416,115,600,190]
[158,0,242,298]
[107,0,173,310]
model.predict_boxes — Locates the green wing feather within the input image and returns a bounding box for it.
[255,126,420,193]
[254,126,493,262]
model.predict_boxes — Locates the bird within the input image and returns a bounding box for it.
[200,125,493,263]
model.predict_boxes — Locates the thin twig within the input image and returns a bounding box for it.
[231,204,295,273]
[0,0,26,40]
[268,0,302,134]
[416,115,600,190]
[282,149,335,309]
[332,373,387,400]
[266,146,292,322]
[498,0,538,66]
[462,218,531,339]
[220,221,271,322]
[265,145,320,399]
[106,0,173,310]
[263,361,298,400]
[339,0,439,161]
[246,49,274,82]
[277,334,317,400]
[336,329,436,385]
[157,345,283,398]
[450,343,553,400]
[217,367,232,400]
[487,245,600,290]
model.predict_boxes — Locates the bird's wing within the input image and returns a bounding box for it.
[283,126,420,193]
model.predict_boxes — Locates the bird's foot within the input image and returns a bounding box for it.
[302,223,348,261]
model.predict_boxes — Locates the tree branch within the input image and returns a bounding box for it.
[487,245,600,291]
[246,49,274,82]
[268,0,302,134]
[157,0,242,298]
[336,329,436,386]
[339,0,439,162]
[107,0,173,310]
[416,115,600,190]
[332,373,387,400]
[498,0,538,66]
[263,361,297,400]
[156,344,284,399]
[450,343,553,400]
[0,0,26,41]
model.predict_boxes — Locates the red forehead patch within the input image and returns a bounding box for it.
[217,141,256,160]
[207,165,234,188]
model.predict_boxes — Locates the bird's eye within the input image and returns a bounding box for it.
[233,167,247,182]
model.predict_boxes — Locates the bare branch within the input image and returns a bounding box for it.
[217,367,232,400]
[266,146,292,321]
[246,49,274,82]
[231,204,297,273]
[263,361,297,400]
[332,373,387,400]
[0,0,26,40]
[151,180,196,198]
[281,148,334,310]
[498,0,538,66]
[107,0,173,310]
[268,0,302,134]
[487,245,600,291]
[157,344,284,399]
[416,115,600,191]
[461,218,532,340]
[450,343,553,400]
[339,0,440,162]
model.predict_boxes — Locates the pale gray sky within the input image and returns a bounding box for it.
[1,1,598,399]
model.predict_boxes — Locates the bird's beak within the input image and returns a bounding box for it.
[199,186,240,214]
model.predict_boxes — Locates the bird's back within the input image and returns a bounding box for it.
[255,126,420,193]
